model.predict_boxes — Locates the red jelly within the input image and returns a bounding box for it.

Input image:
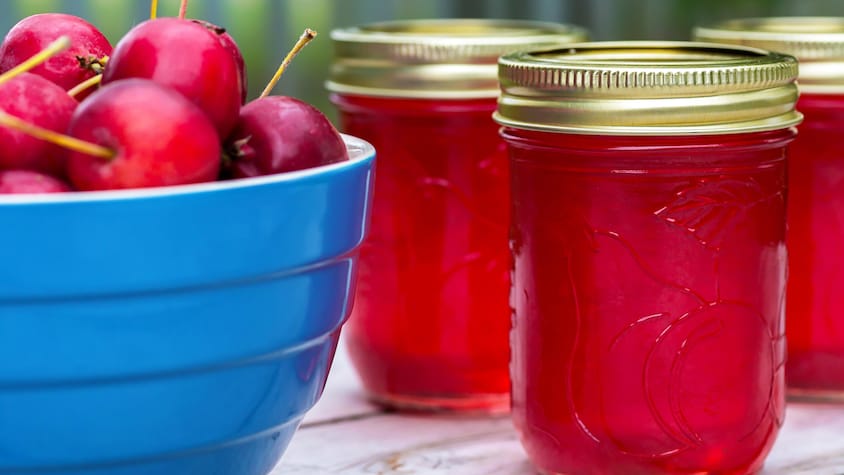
[786,94,844,396]
[327,20,586,412]
[496,44,801,474]
[695,17,844,400]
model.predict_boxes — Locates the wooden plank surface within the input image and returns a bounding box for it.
[274,340,844,475]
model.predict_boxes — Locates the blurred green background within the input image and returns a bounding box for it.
[3,0,842,122]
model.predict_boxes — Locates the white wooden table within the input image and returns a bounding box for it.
[274,339,844,474]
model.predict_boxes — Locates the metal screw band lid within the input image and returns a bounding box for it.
[494,41,803,135]
[326,19,588,99]
[694,17,844,93]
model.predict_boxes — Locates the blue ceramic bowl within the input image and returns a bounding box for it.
[0,135,375,475]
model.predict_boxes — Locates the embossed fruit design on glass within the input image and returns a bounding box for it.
[326,20,587,412]
[496,43,802,474]
[695,18,844,400]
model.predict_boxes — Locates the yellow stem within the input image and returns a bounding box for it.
[178,0,188,20]
[0,111,115,159]
[0,36,70,86]
[68,74,103,98]
[260,28,317,99]
[150,0,158,19]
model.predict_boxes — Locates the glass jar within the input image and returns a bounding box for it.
[496,43,801,474]
[695,17,844,401]
[326,19,587,413]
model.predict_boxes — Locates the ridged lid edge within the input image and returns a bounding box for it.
[495,41,803,135]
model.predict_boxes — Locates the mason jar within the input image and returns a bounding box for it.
[496,42,801,474]
[695,17,844,402]
[326,19,587,413]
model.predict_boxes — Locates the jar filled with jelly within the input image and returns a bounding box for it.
[696,17,844,401]
[326,19,587,413]
[496,42,801,474]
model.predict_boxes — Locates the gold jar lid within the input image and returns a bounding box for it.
[326,19,588,99]
[694,17,844,93]
[494,41,803,135]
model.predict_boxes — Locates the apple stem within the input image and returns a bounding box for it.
[0,36,70,86]
[68,74,103,98]
[0,111,115,160]
[260,28,317,99]
[178,0,189,20]
[150,0,159,19]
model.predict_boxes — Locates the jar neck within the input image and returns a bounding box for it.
[501,127,797,153]
[500,127,797,170]
[329,93,498,116]
[795,93,844,130]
